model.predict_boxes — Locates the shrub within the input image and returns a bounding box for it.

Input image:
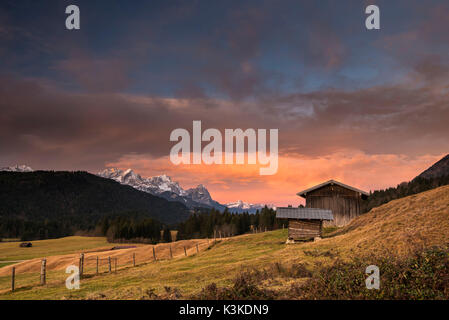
[300,246,449,299]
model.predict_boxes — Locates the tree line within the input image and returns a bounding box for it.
[362,175,449,213]
[89,206,280,243]
[177,206,280,240]
[95,216,172,244]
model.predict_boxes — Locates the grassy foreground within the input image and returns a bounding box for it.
[1,185,449,300]
[0,231,289,299]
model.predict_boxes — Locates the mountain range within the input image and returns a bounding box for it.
[97,168,270,213]
[0,165,269,213]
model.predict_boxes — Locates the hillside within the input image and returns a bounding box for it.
[324,184,449,256]
[1,185,448,299]
[362,154,449,213]
[0,171,189,239]
[417,154,449,179]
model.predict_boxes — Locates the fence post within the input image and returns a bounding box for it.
[96,256,99,275]
[184,246,187,256]
[153,246,156,261]
[108,257,112,273]
[169,245,173,259]
[196,243,199,254]
[114,258,117,273]
[133,253,136,267]
[79,253,84,277]
[79,256,82,277]
[11,267,15,292]
[40,258,46,285]
[214,230,216,242]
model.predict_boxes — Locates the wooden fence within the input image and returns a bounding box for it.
[7,227,275,293]
[8,238,219,293]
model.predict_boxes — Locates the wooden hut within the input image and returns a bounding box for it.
[276,207,333,242]
[297,180,369,227]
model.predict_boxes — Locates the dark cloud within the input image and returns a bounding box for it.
[1,61,448,171]
[1,1,449,172]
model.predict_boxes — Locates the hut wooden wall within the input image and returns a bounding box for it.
[288,219,322,240]
[305,184,362,226]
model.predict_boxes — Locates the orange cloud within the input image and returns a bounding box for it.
[105,151,444,207]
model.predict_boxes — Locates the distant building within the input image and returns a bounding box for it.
[276,207,333,242]
[297,180,369,227]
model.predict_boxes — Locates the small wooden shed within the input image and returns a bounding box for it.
[276,207,333,242]
[297,180,368,227]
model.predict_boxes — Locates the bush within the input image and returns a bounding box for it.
[300,246,449,299]
[192,271,276,300]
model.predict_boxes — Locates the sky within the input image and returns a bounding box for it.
[1,0,448,206]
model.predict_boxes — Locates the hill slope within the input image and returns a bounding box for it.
[324,184,449,256]
[0,171,189,239]
[1,185,449,299]
[362,154,449,213]
[417,154,449,179]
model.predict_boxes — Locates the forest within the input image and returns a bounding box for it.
[0,171,188,240]
[176,206,279,240]
[91,206,279,243]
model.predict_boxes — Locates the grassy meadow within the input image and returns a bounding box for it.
[0,185,449,300]
[0,236,117,262]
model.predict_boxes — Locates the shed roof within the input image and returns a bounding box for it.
[296,179,369,198]
[276,207,333,220]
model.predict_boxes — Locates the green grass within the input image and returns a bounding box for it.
[0,230,292,299]
[0,230,343,299]
[0,236,113,262]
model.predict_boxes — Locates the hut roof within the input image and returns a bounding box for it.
[276,207,333,220]
[296,179,369,198]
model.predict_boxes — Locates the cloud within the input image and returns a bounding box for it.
[1,1,449,204]
[1,68,448,175]
[55,55,132,92]
[105,151,444,206]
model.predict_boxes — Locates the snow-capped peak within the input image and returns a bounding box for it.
[225,200,276,213]
[97,167,261,213]
[98,168,188,197]
[0,165,34,172]
[226,200,254,209]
